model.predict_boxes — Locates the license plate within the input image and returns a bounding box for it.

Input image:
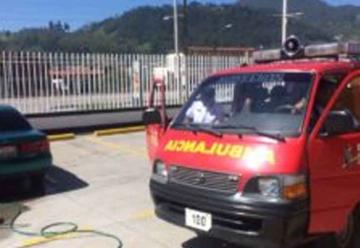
[185,208,212,232]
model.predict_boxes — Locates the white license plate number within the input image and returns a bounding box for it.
[185,208,212,232]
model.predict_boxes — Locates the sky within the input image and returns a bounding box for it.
[0,0,358,31]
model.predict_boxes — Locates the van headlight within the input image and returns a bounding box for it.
[153,160,168,181]
[258,177,281,198]
[244,175,307,201]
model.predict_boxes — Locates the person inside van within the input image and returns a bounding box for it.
[185,87,224,124]
[232,84,269,115]
[266,85,288,112]
[286,81,308,114]
[267,82,308,114]
[232,83,251,114]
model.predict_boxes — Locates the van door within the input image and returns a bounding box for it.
[308,71,360,233]
[143,80,168,161]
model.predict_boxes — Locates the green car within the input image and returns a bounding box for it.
[0,105,52,189]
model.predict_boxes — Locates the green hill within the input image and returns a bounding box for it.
[75,3,330,52]
[0,1,358,53]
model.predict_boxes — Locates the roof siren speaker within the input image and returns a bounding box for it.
[282,35,304,58]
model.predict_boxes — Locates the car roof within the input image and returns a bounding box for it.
[214,60,360,76]
[0,104,18,112]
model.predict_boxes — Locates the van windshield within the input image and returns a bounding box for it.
[173,72,313,137]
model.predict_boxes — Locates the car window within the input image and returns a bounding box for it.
[0,108,32,132]
[309,74,344,131]
[330,75,360,133]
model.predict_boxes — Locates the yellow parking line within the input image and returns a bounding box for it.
[47,133,76,142]
[94,126,145,137]
[86,136,147,158]
[20,228,94,248]
[132,209,155,220]
[20,233,78,247]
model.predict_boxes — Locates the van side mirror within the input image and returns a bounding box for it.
[320,110,355,137]
[143,108,162,125]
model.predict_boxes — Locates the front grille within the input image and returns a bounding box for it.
[169,166,240,194]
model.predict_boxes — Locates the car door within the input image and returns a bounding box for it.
[308,71,360,233]
[143,79,168,161]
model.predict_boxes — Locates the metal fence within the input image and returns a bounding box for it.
[0,51,249,114]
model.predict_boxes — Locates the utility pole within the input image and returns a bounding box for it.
[183,0,188,54]
[282,0,288,44]
[173,0,179,56]
[277,0,303,45]
[172,0,182,99]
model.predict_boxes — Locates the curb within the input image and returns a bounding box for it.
[94,126,145,136]
[47,133,76,142]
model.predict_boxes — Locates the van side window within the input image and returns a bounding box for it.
[329,76,360,133]
[310,74,343,131]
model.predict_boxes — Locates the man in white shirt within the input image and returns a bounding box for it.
[185,87,224,124]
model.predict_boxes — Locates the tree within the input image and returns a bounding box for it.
[55,21,64,32]
[48,21,54,31]
[64,23,71,32]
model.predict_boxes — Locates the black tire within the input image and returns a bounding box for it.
[309,235,337,248]
[306,211,360,248]
[335,210,360,248]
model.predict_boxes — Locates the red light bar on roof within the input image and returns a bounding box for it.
[253,41,360,63]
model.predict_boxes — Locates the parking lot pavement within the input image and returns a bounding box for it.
[0,132,320,248]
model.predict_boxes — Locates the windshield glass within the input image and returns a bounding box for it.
[173,72,313,137]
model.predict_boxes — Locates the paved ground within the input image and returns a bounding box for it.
[0,132,324,248]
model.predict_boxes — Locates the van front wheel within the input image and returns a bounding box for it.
[335,211,360,248]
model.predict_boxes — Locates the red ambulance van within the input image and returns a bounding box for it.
[143,37,360,248]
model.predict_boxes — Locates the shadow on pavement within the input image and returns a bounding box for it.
[183,236,244,248]
[182,235,330,248]
[0,165,88,203]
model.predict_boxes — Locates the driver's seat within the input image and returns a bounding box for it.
[266,86,287,111]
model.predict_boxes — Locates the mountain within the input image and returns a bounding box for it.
[75,3,329,52]
[0,1,358,53]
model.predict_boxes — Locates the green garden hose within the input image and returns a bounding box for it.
[3,206,123,248]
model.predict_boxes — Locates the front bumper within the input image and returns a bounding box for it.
[150,178,309,248]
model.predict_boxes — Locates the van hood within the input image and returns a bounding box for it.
[156,129,306,184]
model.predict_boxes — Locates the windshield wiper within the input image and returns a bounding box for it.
[213,124,286,142]
[172,123,223,138]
